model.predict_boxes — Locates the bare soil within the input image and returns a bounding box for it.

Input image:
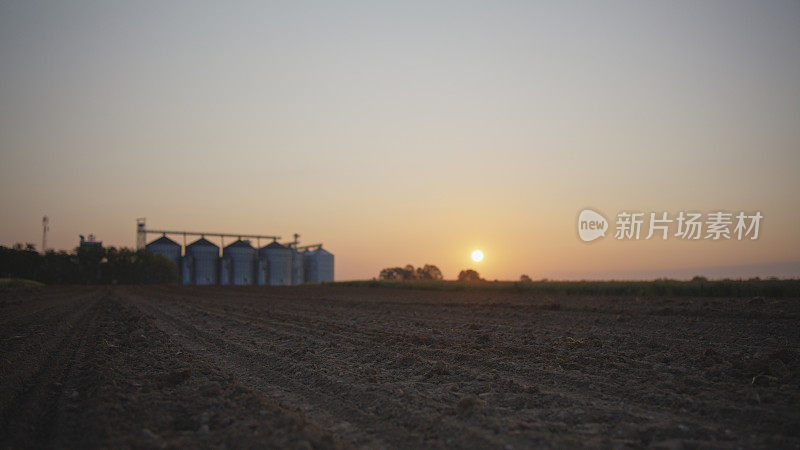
[1,285,798,448]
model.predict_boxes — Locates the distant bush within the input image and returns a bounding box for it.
[0,244,178,285]
[520,274,533,283]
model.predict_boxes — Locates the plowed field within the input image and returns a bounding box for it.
[1,285,798,448]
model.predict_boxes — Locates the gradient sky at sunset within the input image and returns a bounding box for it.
[1,1,798,280]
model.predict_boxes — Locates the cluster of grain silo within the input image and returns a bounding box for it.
[143,228,333,285]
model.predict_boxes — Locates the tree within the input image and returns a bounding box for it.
[39,250,80,284]
[415,264,443,281]
[457,269,482,282]
[0,244,178,285]
[520,274,533,283]
[77,243,106,284]
[379,264,443,281]
[1,244,40,280]
[379,267,411,280]
[135,250,179,284]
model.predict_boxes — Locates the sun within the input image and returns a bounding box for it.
[471,249,484,262]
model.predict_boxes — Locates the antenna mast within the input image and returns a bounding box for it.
[41,216,49,253]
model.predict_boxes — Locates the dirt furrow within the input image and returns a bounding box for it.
[139,286,800,446]
[146,293,703,429]
[131,290,701,446]
[128,290,511,448]
[0,291,102,448]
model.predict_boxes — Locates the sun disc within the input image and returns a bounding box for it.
[471,250,484,262]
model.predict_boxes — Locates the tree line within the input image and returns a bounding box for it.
[379,264,443,281]
[0,244,179,285]
[378,265,507,282]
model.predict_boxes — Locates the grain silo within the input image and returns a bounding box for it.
[185,237,219,285]
[181,256,193,285]
[256,257,268,285]
[304,247,334,282]
[290,247,304,285]
[260,241,291,285]
[219,257,231,285]
[145,235,181,270]
[224,240,256,285]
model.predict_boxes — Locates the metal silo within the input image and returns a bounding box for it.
[260,241,291,285]
[290,247,304,285]
[304,247,334,283]
[224,239,256,285]
[145,235,181,271]
[219,256,231,285]
[256,257,268,285]
[181,255,193,285]
[302,249,316,282]
[185,237,219,285]
[315,247,334,282]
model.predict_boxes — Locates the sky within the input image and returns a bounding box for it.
[1,1,799,280]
